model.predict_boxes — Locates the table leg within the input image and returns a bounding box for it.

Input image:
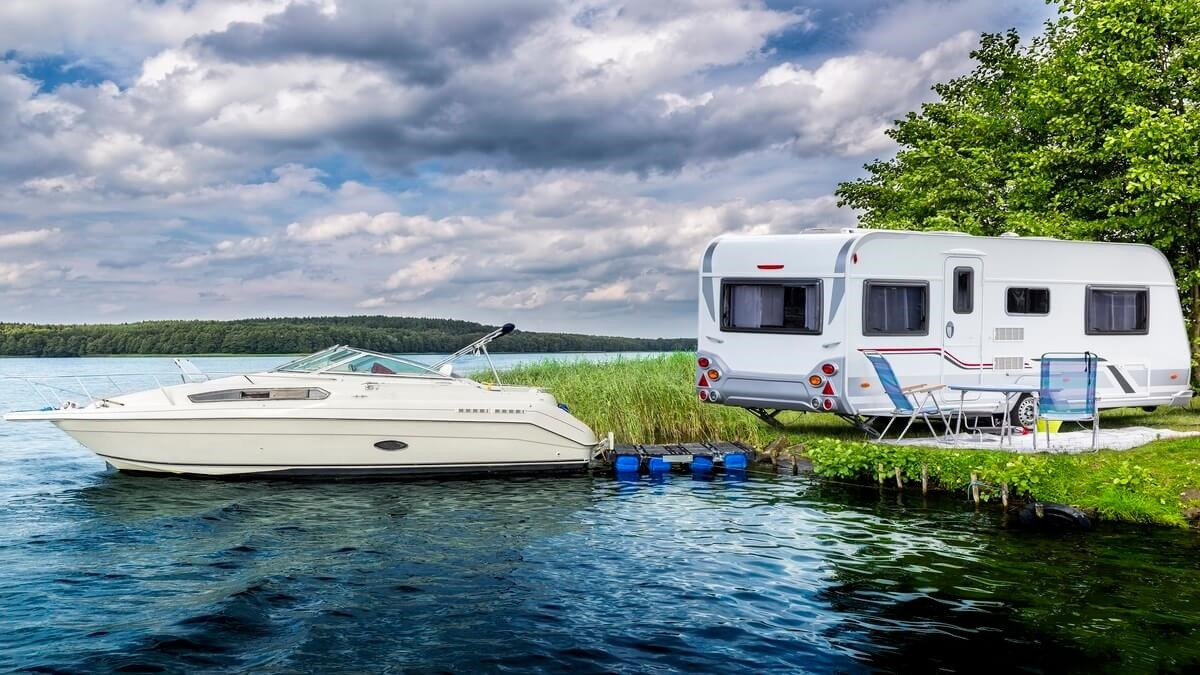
[1032,393,1038,451]
[956,390,966,445]
[1003,392,1011,446]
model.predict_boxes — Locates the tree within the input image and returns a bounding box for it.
[837,0,1200,382]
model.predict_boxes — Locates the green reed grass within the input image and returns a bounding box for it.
[501,352,855,446]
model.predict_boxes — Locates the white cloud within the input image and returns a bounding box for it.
[0,261,44,286]
[0,228,60,248]
[356,296,388,309]
[173,236,274,268]
[384,254,463,291]
[583,280,648,304]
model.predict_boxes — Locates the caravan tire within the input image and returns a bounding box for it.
[1009,394,1037,429]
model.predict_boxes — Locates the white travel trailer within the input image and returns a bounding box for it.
[694,229,1193,431]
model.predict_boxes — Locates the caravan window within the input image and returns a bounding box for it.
[1086,286,1149,335]
[720,280,822,334]
[1006,288,1050,315]
[863,281,928,336]
[953,267,974,314]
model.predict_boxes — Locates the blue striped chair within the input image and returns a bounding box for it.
[863,351,951,441]
[1038,353,1099,449]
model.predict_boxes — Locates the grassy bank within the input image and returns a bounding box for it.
[502,352,820,447]
[504,353,1200,527]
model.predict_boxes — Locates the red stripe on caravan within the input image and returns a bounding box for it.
[757,264,784,270]
[858,347,993,369]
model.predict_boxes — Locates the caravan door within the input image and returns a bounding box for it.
[943,257,984,386]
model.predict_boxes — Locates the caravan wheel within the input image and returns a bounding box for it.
[1009,394,1037,429]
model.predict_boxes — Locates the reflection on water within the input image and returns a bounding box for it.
[4,471,1200,672]
[3,359,1200,671]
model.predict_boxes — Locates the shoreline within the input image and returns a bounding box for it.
[502,353,1200,529]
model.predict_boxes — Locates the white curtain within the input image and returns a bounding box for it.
[732,285,784,328]
[868,285,924,333]
[804,287,820,331]
[732,285,764,328]
[760,286,784,326]
[1091,290,1140,332]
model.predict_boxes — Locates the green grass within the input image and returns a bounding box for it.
[502,353,810,447]
[503,353,1200,527]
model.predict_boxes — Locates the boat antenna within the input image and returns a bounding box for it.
[431,323,517,385]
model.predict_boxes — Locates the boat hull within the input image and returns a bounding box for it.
[51,417,594,477]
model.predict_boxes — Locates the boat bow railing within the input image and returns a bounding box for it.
[2,369,248,410]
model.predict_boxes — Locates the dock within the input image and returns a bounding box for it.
[597,441,758,474]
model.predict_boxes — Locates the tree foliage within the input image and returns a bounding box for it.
[0,316,695,357]
[836,0,1200,380]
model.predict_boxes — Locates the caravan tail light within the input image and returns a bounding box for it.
[821,363,838,376]
[697,357,710,368]
[708,390,720,402]
[706,369,721,381]
[808,375,824,387]
[698,390,709,401]
[822,398,835,411]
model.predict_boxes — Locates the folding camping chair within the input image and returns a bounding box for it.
[863,350,952,441]
[1038,352,1099,450]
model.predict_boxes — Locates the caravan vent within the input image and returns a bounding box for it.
[993,327,1024,342]
[993,356,1025,371]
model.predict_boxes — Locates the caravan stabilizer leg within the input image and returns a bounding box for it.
[835,414,876,436]
[746,408,784,428]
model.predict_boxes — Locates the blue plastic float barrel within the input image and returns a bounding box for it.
[723,453,748,471]
[647,457,670,474]
[614,454,641,474]
[691,456,714,474]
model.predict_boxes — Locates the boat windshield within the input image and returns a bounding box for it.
[273,346,443,377]
[274,347,360,373]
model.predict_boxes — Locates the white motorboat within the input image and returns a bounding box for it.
[4,324,600,477]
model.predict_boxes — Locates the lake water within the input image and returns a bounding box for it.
[2,357,1200,672]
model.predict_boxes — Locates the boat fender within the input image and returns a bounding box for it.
[1014,502,1093,530]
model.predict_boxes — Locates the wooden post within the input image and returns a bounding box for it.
[970,472,980,505]
[1001,483,1009,508]
[877,463,885,486]
[894,466,903,489]
[921,464,929,495]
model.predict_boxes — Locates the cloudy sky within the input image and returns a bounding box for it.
[0,0,1053,337]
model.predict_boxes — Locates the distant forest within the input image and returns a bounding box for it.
[0,316,696,357]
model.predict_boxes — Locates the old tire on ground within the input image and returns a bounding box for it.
[1008,393,1037,429]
